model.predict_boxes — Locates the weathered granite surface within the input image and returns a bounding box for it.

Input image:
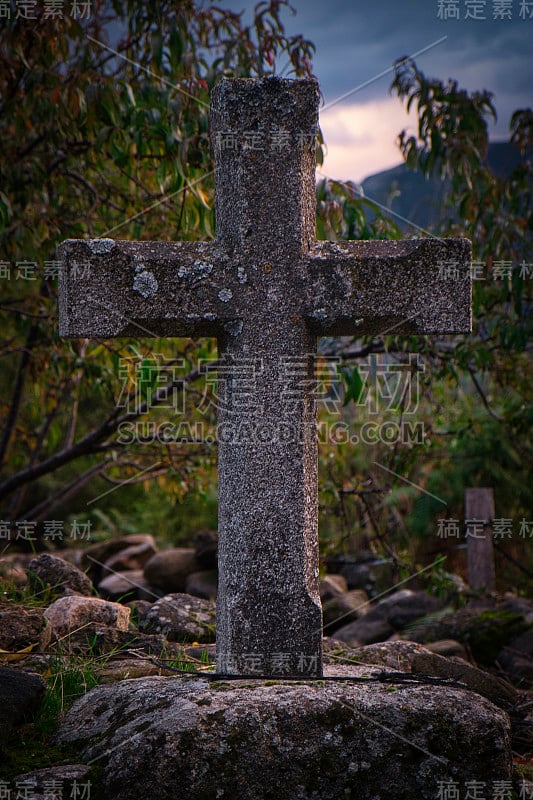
[56,665,510,800]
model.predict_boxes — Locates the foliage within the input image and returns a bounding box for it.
[319,59,532,584]
[0,1,315,541]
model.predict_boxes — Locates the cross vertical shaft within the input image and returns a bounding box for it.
[217,320,322,676]
[211,78,323,675]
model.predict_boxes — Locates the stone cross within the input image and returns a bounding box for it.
[59,77,471,678]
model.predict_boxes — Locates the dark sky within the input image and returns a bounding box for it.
[223,0,533,180]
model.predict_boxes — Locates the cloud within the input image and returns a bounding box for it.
[319,97,420,183]
[224,0,531,177]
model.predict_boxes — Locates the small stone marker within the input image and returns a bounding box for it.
[465,487,496,592]
[59,77,472,677]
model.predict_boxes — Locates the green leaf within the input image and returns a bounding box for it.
[342,367,364,407]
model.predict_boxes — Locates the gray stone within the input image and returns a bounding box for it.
[193,528,218,569]
[126,599,155,623]
[497,627,533,688]
[143,548,199,593]
[97,569,154,602]
[13,765,90,795]
[381,589,443,629]
[0,603,52,652]
[335,614,393,646]
[138,593,216,643]
[185,569,218,600]
[0,667,46,752]
[2,653,52,676]
[327,640,517,710]
[81,534,157,582]
[425,639,470,660]
[322,589,369,633]
[319,573,349,601]
[0,558,28,586]
[48,621,183,658]
[102,539,157,575]
[409,605,529,665]
[55,667,510,800]
[498,595,533,625]
[44,595,130,638]
[59,77,471,676]
[326,555,377,594]
[27,553,93,597]
[334,589,443,645]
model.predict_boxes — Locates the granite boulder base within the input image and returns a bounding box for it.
[55,669,511,800]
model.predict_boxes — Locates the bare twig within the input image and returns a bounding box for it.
[467,366,504,422]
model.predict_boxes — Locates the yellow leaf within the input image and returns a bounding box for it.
[0,643,36,662]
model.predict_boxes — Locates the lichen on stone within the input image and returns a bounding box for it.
[223,320,243,337]
[133,271,158,298]
[85,238,116,255]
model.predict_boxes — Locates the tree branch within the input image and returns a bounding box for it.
[0,362,208,500]
[22,460,111,524]
[467,366,504,423]
[0,323,39,472]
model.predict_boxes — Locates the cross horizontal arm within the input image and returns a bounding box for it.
[302,238,472,336]
[58,238,247,338]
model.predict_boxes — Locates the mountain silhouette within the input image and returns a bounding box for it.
[360,142,530,233]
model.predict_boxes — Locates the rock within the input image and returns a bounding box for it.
[81,534,157,582]
[48,621,184,659]
[328,640,517,710]
[322,589,369,634]
[319,573,348,601]
[44,596,130,638]
[497,627,533,688]
[410,606,530,665]
[52,547,84,568]
[0,552,35,568]
[425,640,470,660]
[420,654,517,710]
[1,653,52,676]
[27,553,93,597]
[0,604,52,652]
[102,539,157,575]
[13,765,90,795]
[378,589,443,630]
[139,593,216,643]
[334,614,393,646]
[498,595,533,623]
[182,642,216,663]
[333,589,442,646]
[185,570,218,600]
[143,549,199,593]
[56,666,512,800]
[193,529,218,569]
[0,558,28,586]
[126,599,155,624]
[333,559,376,594]
[0,667,46,752]
[346,564,376,593]
[97,569,157,602]
[97,658,171,684]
